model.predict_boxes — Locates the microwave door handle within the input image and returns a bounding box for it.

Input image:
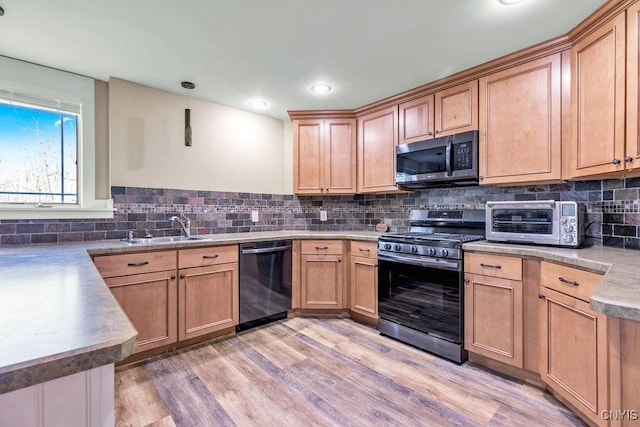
[445,140,453,176]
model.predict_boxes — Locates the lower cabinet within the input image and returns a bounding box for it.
[178,264,239,341]
[464,252,524,368]
[94,245,238,357]
[540,262,608,427]
[300,240,344,309]
[349,241,378,320]
[464,273,523,367]
[106,272,178,353]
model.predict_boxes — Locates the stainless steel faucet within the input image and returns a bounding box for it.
[170,213,191,238]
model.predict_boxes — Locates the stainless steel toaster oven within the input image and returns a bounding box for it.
[485,200,585,248]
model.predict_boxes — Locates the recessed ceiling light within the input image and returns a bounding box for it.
[310,83,332,94]
[498,0,527,4]
[249,99,268,109]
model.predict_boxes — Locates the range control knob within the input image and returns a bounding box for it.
[394,244,402,251]
[427,247,436,256]
[384,243,391,250]
[564,235,574,243]
[411,246,418,254]
[441,249,449,257]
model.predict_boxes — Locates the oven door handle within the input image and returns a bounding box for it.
[378,253,460,271]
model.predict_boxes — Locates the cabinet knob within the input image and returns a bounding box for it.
[170,275,176,280]
[479,176,484,181]
[625,156,634,163]
[435,130,440,135]
[427,131,433,136]
[538,293,546,299]
[612,158,621,165]
[464,278,469,284]
[179,274,186,279]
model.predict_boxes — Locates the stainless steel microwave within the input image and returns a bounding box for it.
[485,200,585,248]
[395,130,479,189]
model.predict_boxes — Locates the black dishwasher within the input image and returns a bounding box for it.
[236,240,292,332]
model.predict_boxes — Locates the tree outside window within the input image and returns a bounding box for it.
[0,101,78,204]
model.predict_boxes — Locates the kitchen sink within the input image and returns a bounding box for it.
[121,236,210,245]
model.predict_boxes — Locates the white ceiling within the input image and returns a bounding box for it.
[0,0,607,120]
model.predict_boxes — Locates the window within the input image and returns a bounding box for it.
[0,101,79,204]
[0,56,113,219]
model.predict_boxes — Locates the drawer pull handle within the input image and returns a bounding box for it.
[316,246,328,250]
[480,263,502,269]
[558,276,579,286]
[202,254,219,259]
[127,261,149,267]
[359,248,371,252]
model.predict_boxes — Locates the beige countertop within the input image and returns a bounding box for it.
[463,241,640,322]
[0,230,380,394]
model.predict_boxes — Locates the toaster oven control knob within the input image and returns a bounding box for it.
[561,217,568,224]
[411,246,418,254]
[564,235,574,243]
[394,244,402,251]
[384,243,392,250]
[563,225,574,233]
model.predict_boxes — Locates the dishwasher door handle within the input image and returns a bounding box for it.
[240,245,291,255]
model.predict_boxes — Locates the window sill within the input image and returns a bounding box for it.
[0,200,115,220]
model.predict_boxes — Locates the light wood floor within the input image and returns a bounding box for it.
[115,317,586,427]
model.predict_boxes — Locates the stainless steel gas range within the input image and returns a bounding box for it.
[377,209,485,363]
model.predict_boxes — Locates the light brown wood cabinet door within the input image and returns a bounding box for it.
[106,271,178,354]
[293,119,324,194]
[301,255,343,309]
[540,287,609,426]
[357,106,399,193]
[569,11,626,178]
[464,273,523,367]
[435,81,478,137]
[324,119,357,194]
[178,263,239,341]
[399,94,434,144]
[627,2,640,171]
[479,53,562,185]
[350,255,378,319]
[293,119,356,195]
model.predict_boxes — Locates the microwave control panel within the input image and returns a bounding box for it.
[453,142,472,170]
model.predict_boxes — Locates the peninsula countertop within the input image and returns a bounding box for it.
[463,241,640,322]
[0,230,380,394]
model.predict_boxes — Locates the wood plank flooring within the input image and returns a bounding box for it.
[115,318,586,427]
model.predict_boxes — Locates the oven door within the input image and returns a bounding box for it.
[377,257,464,344]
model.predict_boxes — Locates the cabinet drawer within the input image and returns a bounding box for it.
[178,245,238,269]
[93,250,177,278]
[464,252,522,281]
[540,261,603,302]
[350,241,377,258]
[301,240,343,255]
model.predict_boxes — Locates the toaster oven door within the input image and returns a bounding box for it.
[486,203,560,244]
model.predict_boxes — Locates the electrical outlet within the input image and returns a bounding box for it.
[251,210,259,223]
[320,210,328,221]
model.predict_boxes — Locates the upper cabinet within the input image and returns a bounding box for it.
[357,106,399,193]
[568,10,627,178]
[398,81,478,145]
[479,54,562,185]
[627,1,640,172]
[293,118,357,195]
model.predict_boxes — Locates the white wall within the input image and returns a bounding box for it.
[109,78,287,194]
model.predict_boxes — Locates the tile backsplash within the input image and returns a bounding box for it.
[1,179,639,250]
